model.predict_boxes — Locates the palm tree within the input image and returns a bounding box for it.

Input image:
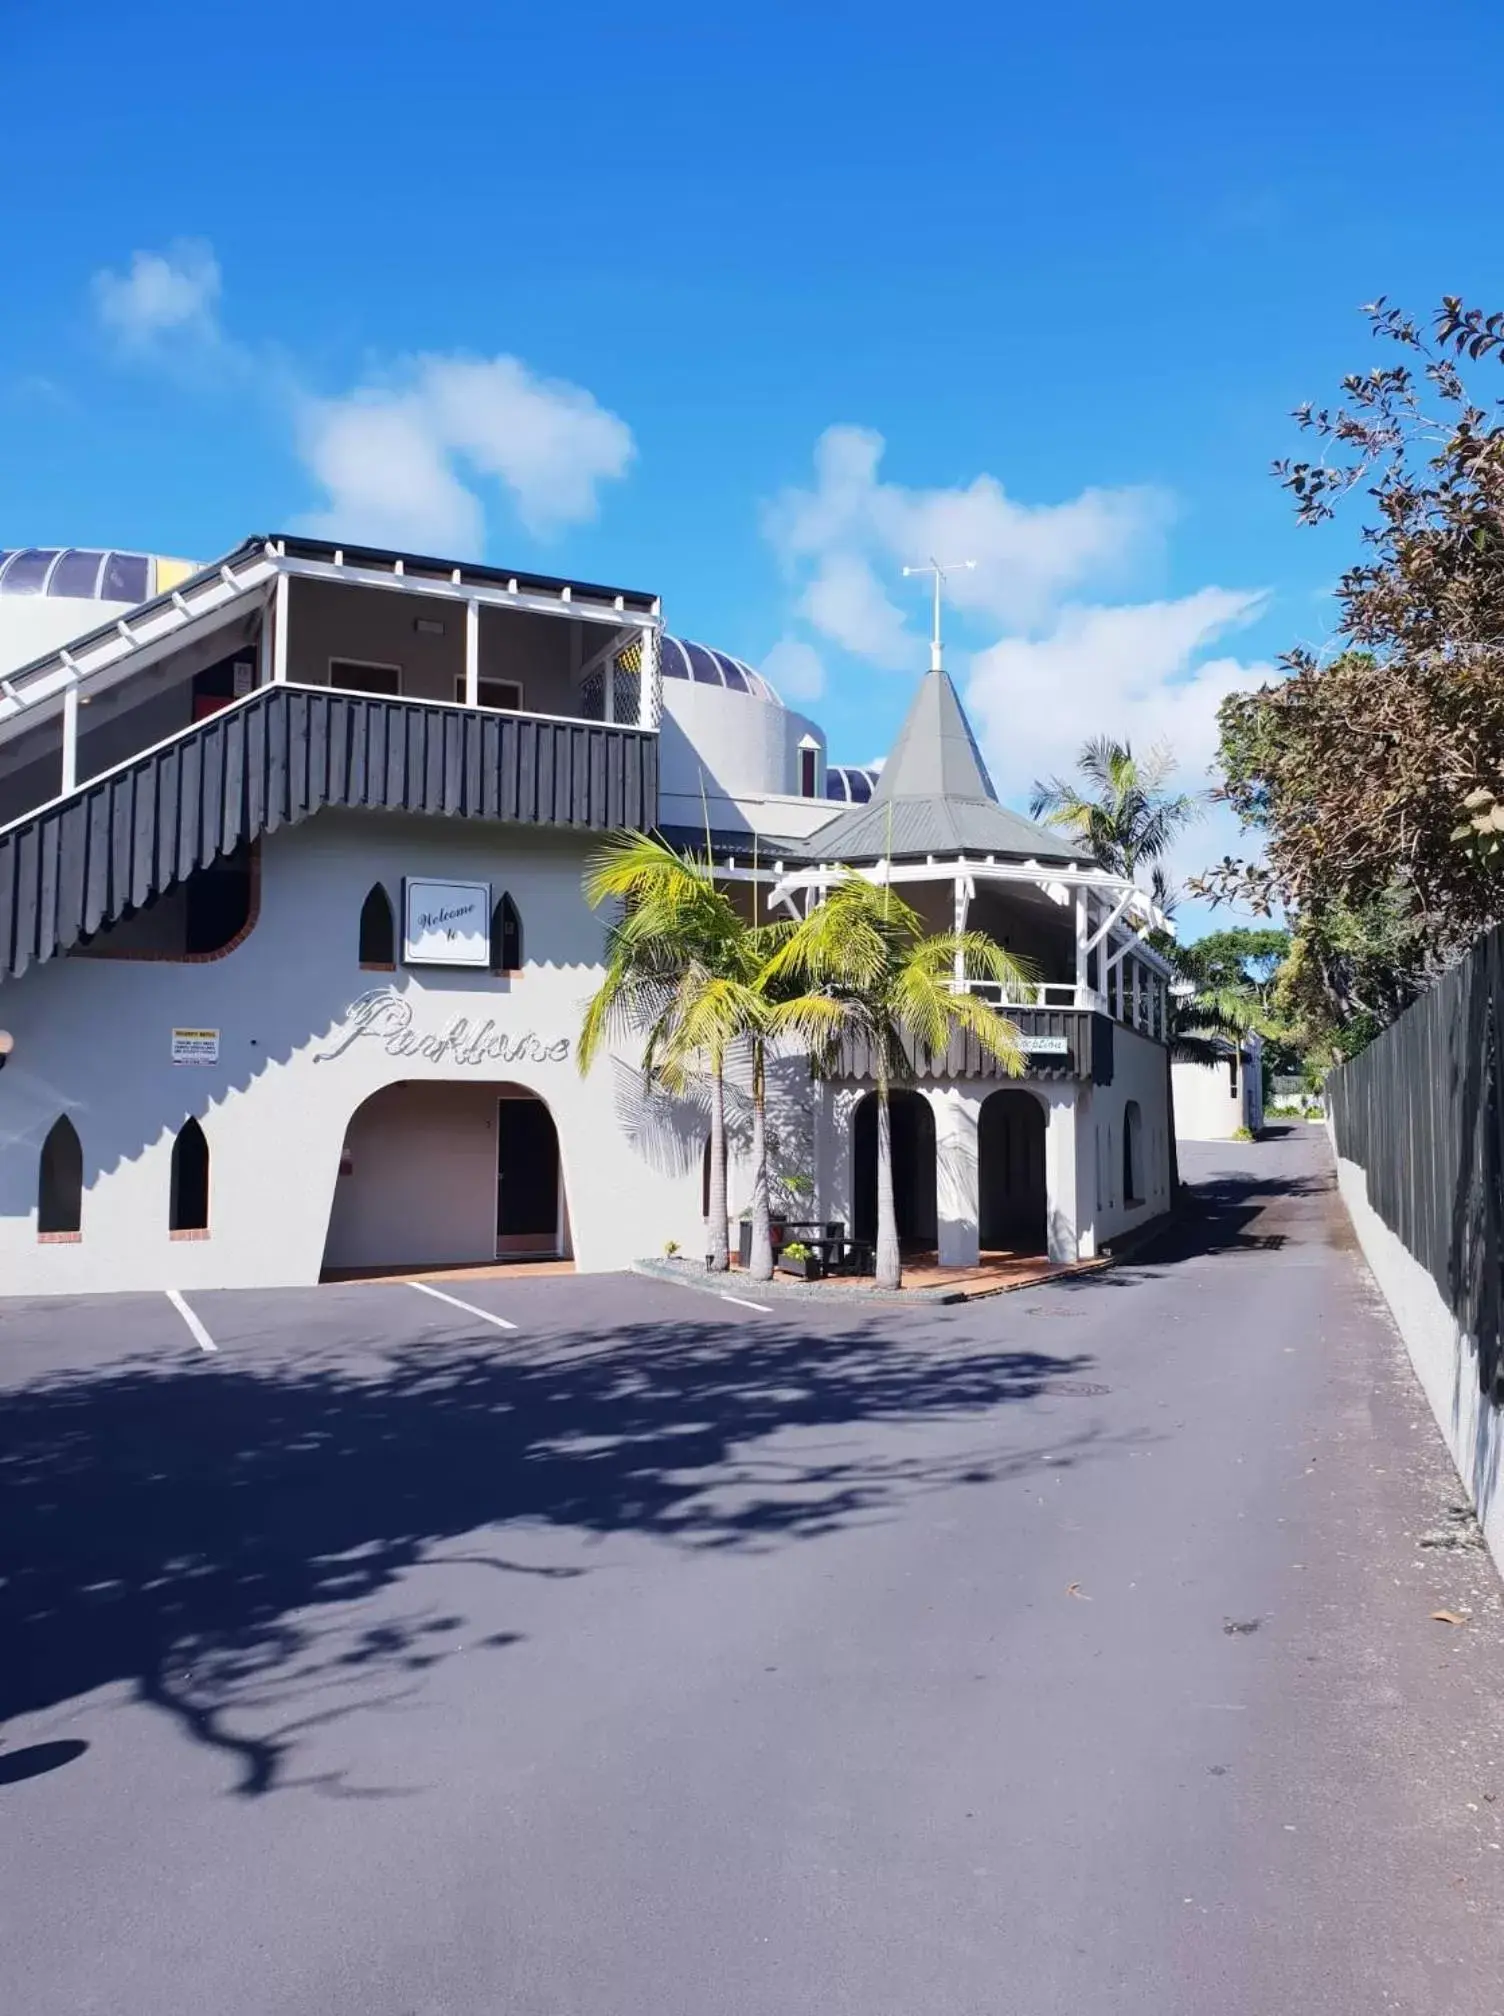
[579,833,747,1273]
[579,834,799,1282]
[1029,736,1202,887]
[765,873,1034,1291]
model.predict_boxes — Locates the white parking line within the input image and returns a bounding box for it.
[407,1280,518,1331]
[720,1292,772,1314]
[166,1288,217,1354]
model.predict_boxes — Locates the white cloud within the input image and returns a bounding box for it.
[297,353,634,549]
[964,588,1273,892]
[760,636,825,702]
[296,391,483,556]
[92,241,222,349]
[765,423,1166,660]
[799,553,908,663]
[91,242,634,556]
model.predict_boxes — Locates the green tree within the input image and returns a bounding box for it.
[579,833,804,1283]
[1196,296,1504,1007]
[1029,736,1202,908]
[579,833,748,1273]
[766,874,1033,1291]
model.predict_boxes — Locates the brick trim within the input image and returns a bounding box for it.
[76,846,262,968]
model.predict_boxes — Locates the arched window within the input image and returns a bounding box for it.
[358,883,396,968]
[1123,1100,1143,1207]
[170,1117,210,1234]
[491,893,522,974]
[38,1116,83,1236]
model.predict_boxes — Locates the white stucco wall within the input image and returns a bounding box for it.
[1172,1043,1262,1141]
[0,812,711,1293]
[322,1080,574,1272]
[1334,1148,1504,1573]
[1091,1024,1174,1245]
[814,1074,1098,1269]
[658,680,827,831]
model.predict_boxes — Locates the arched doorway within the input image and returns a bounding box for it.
[978,1089,1047,1253]
[853,1089,937,1250]
[322,1080,569,1275]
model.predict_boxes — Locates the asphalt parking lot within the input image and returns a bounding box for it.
[6,1135,1504,2016]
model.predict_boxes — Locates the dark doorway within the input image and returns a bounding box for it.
[979,1090,1047,1253]
[853,1090,937,1248]
[497,1095,562,1257]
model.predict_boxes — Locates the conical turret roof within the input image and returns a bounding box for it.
[809,667,1090,865]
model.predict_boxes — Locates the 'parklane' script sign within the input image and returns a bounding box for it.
[403,877,491,968]
[314,988,571,1067]
[1017,1034,1070,1057]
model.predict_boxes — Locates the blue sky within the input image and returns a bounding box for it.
[5,0,1503,921]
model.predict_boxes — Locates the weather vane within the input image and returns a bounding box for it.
[902,557,976,671]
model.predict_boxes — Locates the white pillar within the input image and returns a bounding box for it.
[952,873,969,988]
[271,570,289,684]
[60,682,78,795]
[464,599,480,708]
[933,1086,980,1269]
[1075,885,1089,1002]
[1044,1085,1084,1263]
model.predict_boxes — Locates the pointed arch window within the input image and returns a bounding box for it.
[491,893,522,974]
[1123,1100,1144,1207]
[359,883,396,969]
[170,1117,210,1235]
[38,1116,83,1237]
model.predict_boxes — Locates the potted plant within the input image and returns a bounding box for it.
[777,1239,822,1282]
[738,1207,791,1268]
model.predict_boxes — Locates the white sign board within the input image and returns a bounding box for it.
[172,1028,220,1066]
[1018,1034,1070,1057]
[403,878,491,968]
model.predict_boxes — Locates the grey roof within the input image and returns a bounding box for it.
[809,668,1090,865]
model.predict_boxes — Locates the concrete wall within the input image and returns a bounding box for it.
[323,1079,572,1271]
[1334,1148,1504,1572]
[658,679,827,829]
[813,1075,1094,1268]
[1090,1023,1174,1245]
[0,811,711,1294]
[1173,1045,1263,1141]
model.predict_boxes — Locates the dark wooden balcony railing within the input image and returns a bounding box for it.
[0,684,658,981]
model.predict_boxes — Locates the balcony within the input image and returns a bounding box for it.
[0,683,658,981]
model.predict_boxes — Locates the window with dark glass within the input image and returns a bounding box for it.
[492,893,522,973]
[170,1118,210,1233]
[359,884,396,968]
[329,660,402,697]
[38,1116,83,1235]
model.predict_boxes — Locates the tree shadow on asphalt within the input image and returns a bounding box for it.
[1,1310,1119,1797]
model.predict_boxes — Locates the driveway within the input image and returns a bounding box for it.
[3,1127,1503,2014]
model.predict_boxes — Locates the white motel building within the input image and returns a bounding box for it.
[0,535,1174,1295]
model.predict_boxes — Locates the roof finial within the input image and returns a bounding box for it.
[902,557,976,671]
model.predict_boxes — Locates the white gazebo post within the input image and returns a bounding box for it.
[934,1087,980,1270]
[271,569,289,684]
[952,871,970,988]
[637,626,658,729]
[1075,882,1090,1005]
[464,599,480,708]
[60,678,78,795]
